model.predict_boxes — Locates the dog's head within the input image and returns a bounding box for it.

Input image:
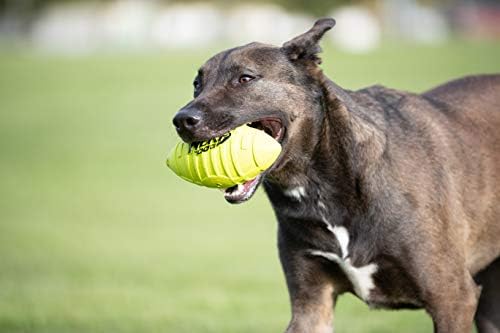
[173,18,336,203]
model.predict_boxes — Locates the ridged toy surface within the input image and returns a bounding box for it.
[166,125,282,188]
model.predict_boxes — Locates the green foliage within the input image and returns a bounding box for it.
[1,40,499,332]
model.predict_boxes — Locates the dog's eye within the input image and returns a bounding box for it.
[193,78,202,97]
[238,74,255,84]
[193,78,201,90]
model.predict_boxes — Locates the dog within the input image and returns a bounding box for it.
[172,18,500,333]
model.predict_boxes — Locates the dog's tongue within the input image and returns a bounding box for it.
[223,177,261,204]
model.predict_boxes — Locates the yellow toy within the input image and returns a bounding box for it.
[166,125,282,188]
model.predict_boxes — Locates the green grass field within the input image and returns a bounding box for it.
[1,40,499,333]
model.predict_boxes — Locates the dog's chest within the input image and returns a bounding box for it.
[269,185,378,298]
[267,183,423,308]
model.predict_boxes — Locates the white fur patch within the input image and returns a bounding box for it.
[318,201,327,210]
[320,218,350,259]
[284,186,306,201]
[310,250,378,301]
[332,226,350,259]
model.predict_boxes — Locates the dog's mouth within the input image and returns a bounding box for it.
[223,118,285,204]
[247,118,285,141]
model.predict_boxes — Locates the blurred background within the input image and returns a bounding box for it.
[0,0,499,332]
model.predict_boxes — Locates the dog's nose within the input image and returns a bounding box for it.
[173,108,202,133]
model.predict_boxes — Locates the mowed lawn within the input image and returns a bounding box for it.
[1,40,499,333]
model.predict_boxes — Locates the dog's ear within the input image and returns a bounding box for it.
[282,18,335,64]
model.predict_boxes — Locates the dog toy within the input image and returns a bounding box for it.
[166,125,282,188]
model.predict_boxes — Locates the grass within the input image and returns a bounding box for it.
[1,39,499,333]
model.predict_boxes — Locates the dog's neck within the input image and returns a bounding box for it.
[264,73,386,219]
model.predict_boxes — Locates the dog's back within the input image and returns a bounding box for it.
[353,74,500,275]
[423,74,500,273]
[423,74,500,111]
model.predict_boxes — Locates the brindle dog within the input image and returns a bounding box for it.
[173,18,500,333]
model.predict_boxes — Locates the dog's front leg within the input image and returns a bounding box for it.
[283,256,335,333]
[420,255,482,333]
[279,242,337,333]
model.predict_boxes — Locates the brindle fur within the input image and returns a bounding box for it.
[173,18,500,333]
